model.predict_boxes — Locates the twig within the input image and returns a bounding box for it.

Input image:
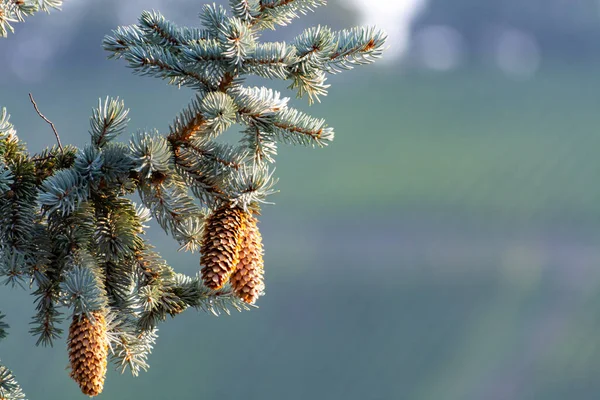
[31,155,56,163]
[28,93,63,153]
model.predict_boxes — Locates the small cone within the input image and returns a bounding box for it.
[200,204,248,289]
[230,215,265,304]
[68,311,109,397]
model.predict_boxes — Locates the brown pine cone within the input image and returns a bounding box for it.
[200,204,248,289]
[68,311,109,397]
[230,215,265,304]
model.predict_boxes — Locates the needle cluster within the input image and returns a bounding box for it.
[0,0,385,397]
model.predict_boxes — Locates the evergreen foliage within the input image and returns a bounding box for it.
[0,0,385,397]
[0,0,62,37]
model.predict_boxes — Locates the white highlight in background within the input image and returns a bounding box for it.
[343,0,428,62]
[494,28,541,79]
[413,25,465,71]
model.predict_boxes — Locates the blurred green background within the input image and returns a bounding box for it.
[2,0,600,399]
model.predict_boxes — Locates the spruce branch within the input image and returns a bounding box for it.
[38,168,87,216]
[137,178,206,252]
[94,198,144,263]
[0,362,26,400]
[0,312,7,340]
[0,140,38,288]
[90,97,130,149]
[0,164,13,196]
[0,1,385,396]
[271,106,333,145]
[217,15,256,68]
[30,286,64,346]
[178,137,244,172]
[172,157,227,204]
[37,0,62,12]
[168,94,208,142]
[122,44,214,91]
[324,26,388,73]
[129,130,172,180]
[230,0,259,23]
[127,245,192,331]
[199,3,228,38]
[240,125,278,163]
[181,42,228,88]
[234,86,289,126]
[287,68,330,104]
[226,163,278,208]
[138,10,183,48]
[174,273,251,315]
[0,248,27,288]
[60,261,108,318]
[291,25,336,74]
[103,25,149,59]
[252,0,327,30]
[107,314,157,376]
[199,91,238,136]
[30,144,76,185]
[243,41,297,79]
[0,0,62,38]
[100,142,136,193]
[0,108,16,140]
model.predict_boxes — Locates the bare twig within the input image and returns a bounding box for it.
[28,93,63,152]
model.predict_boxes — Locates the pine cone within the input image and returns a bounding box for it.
[200,204,248,289]
[230,215,265,304]
[68,311,109,397]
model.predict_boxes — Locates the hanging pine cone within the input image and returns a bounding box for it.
[68,311,109,397]
[200,204,248,289]
[230,215,265,304]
